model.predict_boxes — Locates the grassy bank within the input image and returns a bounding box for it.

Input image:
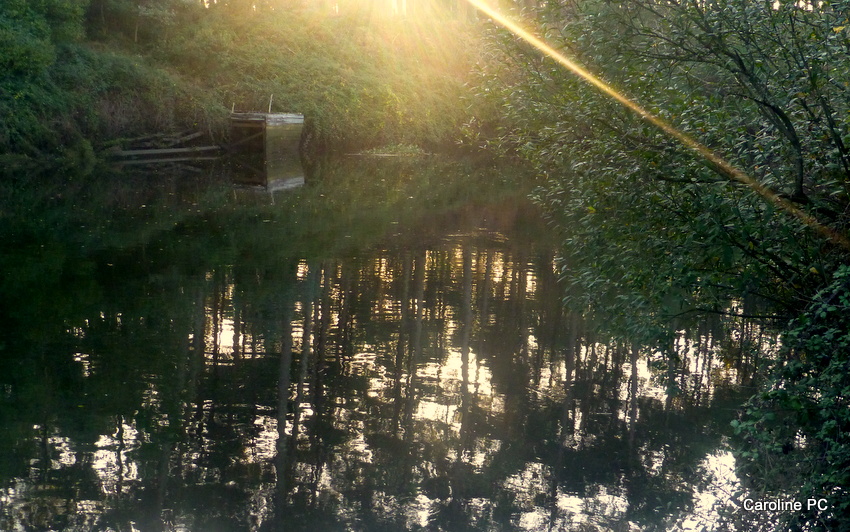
[1,1,483,171]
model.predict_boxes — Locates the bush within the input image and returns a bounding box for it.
[732,266,850,529]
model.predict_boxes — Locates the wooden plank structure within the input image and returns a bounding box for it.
[229,112,304,152]
[106,130,223,165]
[112,146,221,158]
[229,112,305,189]
[105,113,305,188]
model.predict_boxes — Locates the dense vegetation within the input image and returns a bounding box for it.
[733,267,850,529]
[0,0,478,169]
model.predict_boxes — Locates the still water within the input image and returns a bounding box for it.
[0,157,766,531]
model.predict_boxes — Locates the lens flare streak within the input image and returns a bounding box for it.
[466,0,850,250]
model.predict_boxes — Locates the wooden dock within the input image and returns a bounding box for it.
[105,113,305,180]
[230,112,305,128]
[229,112,304,151]
[230,112,305,185]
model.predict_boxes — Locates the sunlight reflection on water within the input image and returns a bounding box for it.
[0,161,772,531]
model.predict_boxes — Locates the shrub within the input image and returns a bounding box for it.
[732,266,850,529]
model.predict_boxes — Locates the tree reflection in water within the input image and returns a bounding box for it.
[0,162,767,531]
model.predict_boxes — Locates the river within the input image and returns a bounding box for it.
[0,156,767,530]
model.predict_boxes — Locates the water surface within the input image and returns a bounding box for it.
[0,157,762,530]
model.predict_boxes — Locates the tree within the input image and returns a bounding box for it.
[472,0,850,336]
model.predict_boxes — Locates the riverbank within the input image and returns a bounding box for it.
[0,3,484,174]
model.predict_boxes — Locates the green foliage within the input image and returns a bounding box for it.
[732,266,850,529]
[2,1,480,161]
[359,143,429,155]
[85,0,200,43]
[0,12,55,77]
[0,41,224,160]
[151,8,478,151]
[471,0,850,343]
[0,0,89,78]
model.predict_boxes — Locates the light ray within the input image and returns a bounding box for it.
[467,0,850,251]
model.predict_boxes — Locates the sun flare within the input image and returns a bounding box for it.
[464,0,850,250]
